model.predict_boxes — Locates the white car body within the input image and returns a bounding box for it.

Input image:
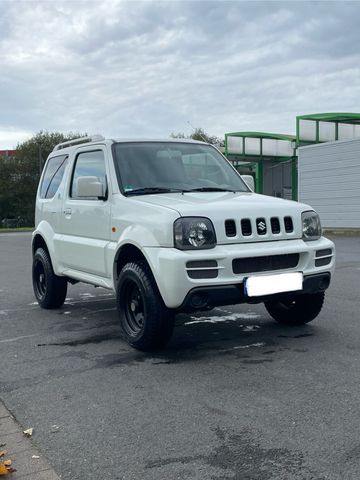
[33,137,335,310]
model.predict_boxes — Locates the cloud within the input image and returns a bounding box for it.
[1,0,360,148]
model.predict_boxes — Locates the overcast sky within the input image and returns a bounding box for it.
[1,0,360,148]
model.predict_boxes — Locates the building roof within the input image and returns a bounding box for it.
[0,150,16,157]
[296,113,360,124]
[225,131,296,141]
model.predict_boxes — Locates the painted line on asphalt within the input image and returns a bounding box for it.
[0,334,37,343]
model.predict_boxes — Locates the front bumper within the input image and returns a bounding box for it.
[143,236,335,309]
[179,272,331,311]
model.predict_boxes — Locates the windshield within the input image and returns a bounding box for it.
[113,142,249,195]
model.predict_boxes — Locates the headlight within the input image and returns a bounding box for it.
[302,211,321,241]
[174,217,217,250]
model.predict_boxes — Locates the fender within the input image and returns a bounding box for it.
[108,236,159,289]
[32,221,61,275]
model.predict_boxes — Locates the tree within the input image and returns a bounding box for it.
[0,131,84,226]
[170,127,224,147]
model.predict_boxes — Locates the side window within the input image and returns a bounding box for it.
[70,150,107,199]
[39,155,68,199]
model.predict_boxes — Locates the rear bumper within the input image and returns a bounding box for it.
[178,272,331,312]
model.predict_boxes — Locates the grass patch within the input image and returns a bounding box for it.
[323,228,360,237]
[0,227,34,233]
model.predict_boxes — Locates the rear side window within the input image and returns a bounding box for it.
[40,155,68,199]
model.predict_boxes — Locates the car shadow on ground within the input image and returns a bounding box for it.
[35,293,320,368]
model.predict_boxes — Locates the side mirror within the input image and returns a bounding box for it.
[241,175,255,192]
[75,176,106,199]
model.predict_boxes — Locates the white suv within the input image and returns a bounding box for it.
[32,135,335,350]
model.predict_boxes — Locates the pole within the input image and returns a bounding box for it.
[39,144,42,176]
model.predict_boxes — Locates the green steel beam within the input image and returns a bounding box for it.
[316,120,319,143]
[225,131,296,141]
[296,116,300,146]
[226,153,294,162]
[292,157,298,201]
[297,112,360,124]
[256,162,263,194]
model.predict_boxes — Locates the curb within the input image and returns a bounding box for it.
[0,400,61,479]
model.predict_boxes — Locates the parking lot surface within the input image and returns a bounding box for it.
[0,232,359,479]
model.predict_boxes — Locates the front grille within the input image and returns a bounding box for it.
[316,249,332,257]
[225,219,236,237]
[187,269,218,279]
[237,216,294,238]
[270,217,281,234]
[284,216,294,233]
[232,253,299,274]
[186,260,218,279]
[315,257,331,267]
[315,249,332,267]
[186,260,217,268]
[241,219,252,236]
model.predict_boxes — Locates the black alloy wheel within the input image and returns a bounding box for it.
[122,280,146,337]
[33,258,47,299]
[117,260,175,351]
[265,291,325,325]
[32,247,68,309]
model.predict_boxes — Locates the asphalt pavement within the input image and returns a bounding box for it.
[0,232,359,480]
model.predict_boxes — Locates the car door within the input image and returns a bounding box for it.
[59,146,111,277]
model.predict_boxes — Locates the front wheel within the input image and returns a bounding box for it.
[32,248,68,309]
[265,291,325,326]
[116,261,174,351]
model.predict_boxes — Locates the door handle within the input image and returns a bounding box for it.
[64,208,72,216]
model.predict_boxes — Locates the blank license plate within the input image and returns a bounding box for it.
[245,272,303,297]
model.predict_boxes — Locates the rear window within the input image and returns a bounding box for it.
[39,155,68,199]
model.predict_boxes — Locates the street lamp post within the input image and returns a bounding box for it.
[38,143,42,177]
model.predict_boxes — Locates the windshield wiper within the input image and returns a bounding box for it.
[125,186,237,196]
[125,187,189,196]
[187,187,237,193]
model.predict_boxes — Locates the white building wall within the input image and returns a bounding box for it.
[298,138,360,229]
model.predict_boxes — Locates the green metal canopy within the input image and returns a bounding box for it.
[224,131,298,200]
[296,112,360,145]
[225,131,296,159]
[223,113,360,203]
[297,112,360,123]
[225,131,296,141]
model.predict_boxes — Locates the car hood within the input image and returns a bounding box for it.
[131,192,311,244]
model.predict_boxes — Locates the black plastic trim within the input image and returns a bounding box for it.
[178,272,331,312]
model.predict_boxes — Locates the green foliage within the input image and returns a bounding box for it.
[0,131,84,226]
[170,127,224,146]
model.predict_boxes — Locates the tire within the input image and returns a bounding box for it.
[265,291,325,326]
[116,261,174,351]
[32,248,67,309]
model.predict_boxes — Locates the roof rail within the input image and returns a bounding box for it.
[53,134,105,151]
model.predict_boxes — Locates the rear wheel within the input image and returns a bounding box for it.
[32,248,67,309]
[117,261,174,351]
[265,291,325,325]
